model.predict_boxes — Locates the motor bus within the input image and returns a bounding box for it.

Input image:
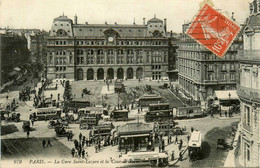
[173,106,204,119]
[145,103,172,122]
[110,109,129,121]
[36,107,62,120]
[120,151,169,167]
[188,131,202,161]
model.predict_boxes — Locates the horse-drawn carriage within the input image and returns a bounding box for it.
[55,125,69,137]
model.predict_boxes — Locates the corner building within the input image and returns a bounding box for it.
[238,0,260,167]
[46,15,169,81]
[178,18,243,107]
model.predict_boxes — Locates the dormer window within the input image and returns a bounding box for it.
[155,25,157,27]
[61,24,63,26]
[150,25,152,27]
[67,24,69,26]
[79,29,82,31]
[55,24,57,26]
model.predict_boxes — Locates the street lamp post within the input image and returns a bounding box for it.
[228,92,231,117]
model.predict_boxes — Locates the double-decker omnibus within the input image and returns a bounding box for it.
[36,107,62,120]
[79,116,98,129]
[93,121,114,137]
[153,121,178,136]
[145,103,172,122]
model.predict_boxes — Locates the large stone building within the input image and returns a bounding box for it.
[0,32,30,87]
[46,15,170,81]
[238,0,260,167]
[177,16,243,107]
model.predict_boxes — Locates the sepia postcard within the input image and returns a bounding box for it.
[0,0,259,167]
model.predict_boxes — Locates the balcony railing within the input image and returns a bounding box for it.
[237,85,260,102]
[178,45,208,51]
[238,50,260,62]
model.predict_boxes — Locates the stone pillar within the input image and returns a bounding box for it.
[71,52,74,64]
[94,49,98,65]
[52,52,55,64]
[114,49,118,64]
[84,50,87,65]
[94,69,97,80]
[124,68,127,80]
[143,49,146,64]
[133,49,137,64]
[124,49,127,64]
[104,69,107,80]
[133,69,137,79]
[104,49,108,65]
[114,69,117,80]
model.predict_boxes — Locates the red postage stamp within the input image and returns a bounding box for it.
[186,3,240,58]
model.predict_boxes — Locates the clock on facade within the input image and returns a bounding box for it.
[108,37,114,42]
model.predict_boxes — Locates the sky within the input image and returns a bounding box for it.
[0,0,251,33]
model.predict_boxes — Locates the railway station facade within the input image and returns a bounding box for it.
[46,15,170,81]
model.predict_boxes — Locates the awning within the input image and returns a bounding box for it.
[120,134,150,138]
[8,71,18,76]
[214,90,238,100]
[14,67,21,72]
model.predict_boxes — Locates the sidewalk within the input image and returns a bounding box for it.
[224,123,240,167]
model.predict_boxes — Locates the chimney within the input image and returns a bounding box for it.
[115,22,117,25]
[74,14,78,25]
[164,18,167,32]
[105,21,108,25]
[143,18,146,25]
[85,22,88,25]
[231,12,236,21]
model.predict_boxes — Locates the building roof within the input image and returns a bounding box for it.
[54,15,72,22]
[214,90,238,100]
[148,17,163,23]
[73,25,148,38]
[117,122,152,135]
[247,13,260,30]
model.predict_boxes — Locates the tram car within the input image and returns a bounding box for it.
[64,100,90,112]
[36,107,62,120]
[145,103,173,122]
[110,109,129,121]
[173,106,204,119]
